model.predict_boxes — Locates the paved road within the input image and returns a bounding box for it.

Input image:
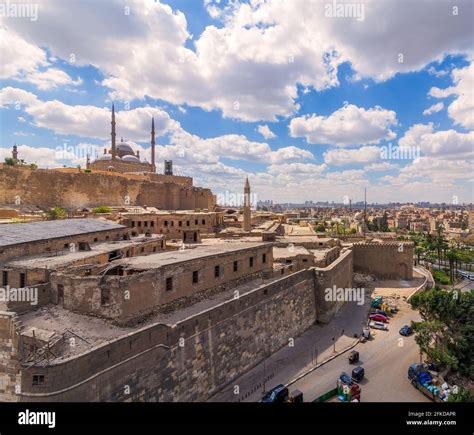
[290,298,429,402]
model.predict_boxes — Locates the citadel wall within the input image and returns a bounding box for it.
[0,166,214,211]
[352,242,414,280]
[15,269,317,402]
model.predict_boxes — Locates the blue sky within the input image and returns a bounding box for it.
[0,0,472,204]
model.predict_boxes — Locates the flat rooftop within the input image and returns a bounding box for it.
[7,235,164,269]
[273,246,310,258]
[0,218,125,248]
[116,241,270,270]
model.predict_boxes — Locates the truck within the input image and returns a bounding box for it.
[407,364,447,402]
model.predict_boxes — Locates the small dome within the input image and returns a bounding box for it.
[99,154,112,160]
[122,155,140,163]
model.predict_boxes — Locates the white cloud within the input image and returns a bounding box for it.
[0,28,81,90]
[428,62,474,129]
[0,87,179,141]
[289,104,397,147]
[399,123,474,158]
[423,102,444,116]
[5,0,470,121]
[366,162,399,172]
[323,146,381,166]
[257,124,276,140]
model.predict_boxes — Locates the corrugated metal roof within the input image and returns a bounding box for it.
[0,219,125,248]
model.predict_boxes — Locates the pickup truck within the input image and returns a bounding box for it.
[408,364,446,402]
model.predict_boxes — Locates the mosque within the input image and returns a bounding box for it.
[87,104,158,174]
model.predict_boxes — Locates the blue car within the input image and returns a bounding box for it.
[399,325,413,336]
[260,384,289,403]
[339,372,353,386]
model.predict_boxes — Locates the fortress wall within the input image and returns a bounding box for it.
[0,166,214,211]
[17,269,316,402]
[313,249,354,324]
[0,311,22,402]
[352,242,414,280]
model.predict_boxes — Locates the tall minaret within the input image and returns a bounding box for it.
[243,177,251,232]
[111,103,117,159]
[151,117,156,173]
[12,144,18,161]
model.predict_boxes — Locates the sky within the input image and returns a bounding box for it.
[0,0,473,205]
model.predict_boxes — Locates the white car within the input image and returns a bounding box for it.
[369,321,388,330]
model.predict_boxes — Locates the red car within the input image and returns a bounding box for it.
[369,314,389,323]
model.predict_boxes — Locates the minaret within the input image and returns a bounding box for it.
[12,144,18,161]
[86,154,90,169]
[151,117,156,173]
[111,103,117,159]
[243,177,251,232]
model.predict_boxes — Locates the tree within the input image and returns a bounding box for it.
[93,205,112,214]
[48,207,67,220]
[4,157,16,166]
[410,287,474,380]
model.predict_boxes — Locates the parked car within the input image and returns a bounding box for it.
[260,384,289,403]
[369,314,389,323]
[339,372,353,386]
[351,366,365,382]
[369,321,388,330]
[399,325,413,336]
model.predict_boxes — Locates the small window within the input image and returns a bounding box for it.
[20,273,26,288]
[186,221,190,226]
[179,221,182,227]
[233,261,238,272]
[144,221,148,227]
[138,221,142,227]
[214,265,220,278]
[171,221,174,227]
[195,219,198,225]
[249,257,254,268]
[192,271,199,284]
[64,243,69,249]
[165,277,173,292]
[151,221,155,227]
[202,219,205,225]
[131,221,135,227]
[302,259,308,263]
[164,220,168,227]
[262,253,267,263]
[32,375,45,386]
[94,237,98,242]
[2,271,7,286]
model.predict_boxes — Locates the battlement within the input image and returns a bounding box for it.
[352,241,414,248]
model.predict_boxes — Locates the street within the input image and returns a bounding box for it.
[209,276,430,403]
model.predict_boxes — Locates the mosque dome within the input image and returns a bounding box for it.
[99,154,112,161]
[121,155,140,163]
[117,141,134,157]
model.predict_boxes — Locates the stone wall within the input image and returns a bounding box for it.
[16,269,317,402]
[352,241,414,280]
[0,166,214,211]
[313,249,353,324]
[51,244,274,324]
[0,311,21,402]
